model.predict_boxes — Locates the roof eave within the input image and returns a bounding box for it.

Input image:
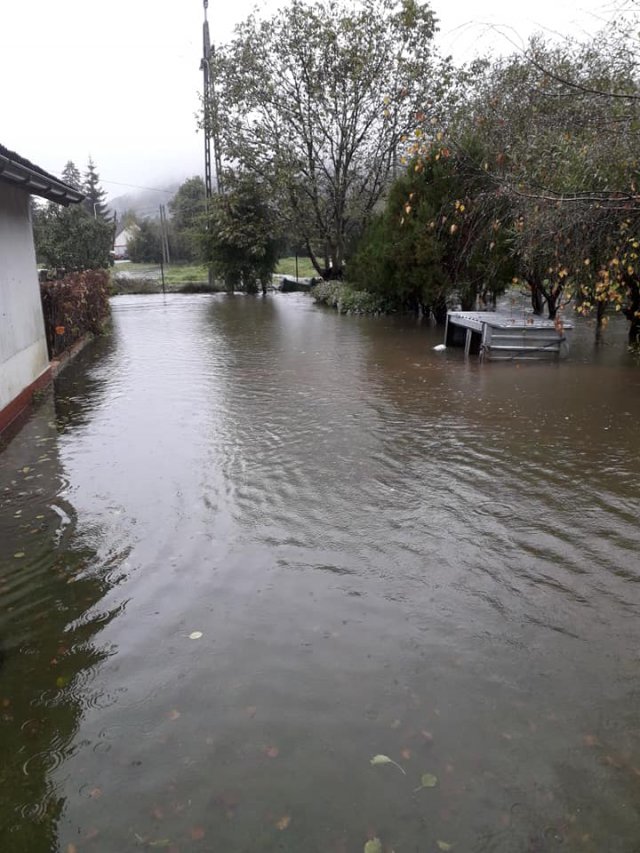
[0,152,85,206]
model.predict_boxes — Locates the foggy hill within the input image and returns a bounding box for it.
[107,181,181,222]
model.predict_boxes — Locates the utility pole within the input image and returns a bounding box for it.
[159,205,171,266]
[201,0,213,205]
[200,0,224,202]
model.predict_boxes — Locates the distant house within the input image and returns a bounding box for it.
[113,224,139,260]
[0,143,84,436]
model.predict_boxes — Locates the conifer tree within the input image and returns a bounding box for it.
[83,157,109,219]
[61,160,82,191]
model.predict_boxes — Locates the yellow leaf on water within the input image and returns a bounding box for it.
[414,772,438,791]
[364,838,383,853]
[275,815,291,831]
[437,841,453,851]
[14,553,25,559]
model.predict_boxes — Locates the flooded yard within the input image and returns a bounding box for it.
[1,293,639,852]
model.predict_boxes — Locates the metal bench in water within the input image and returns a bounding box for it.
[443,311,573,361]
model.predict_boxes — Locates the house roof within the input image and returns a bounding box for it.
[114,224,140,244]
[0,143,85,205]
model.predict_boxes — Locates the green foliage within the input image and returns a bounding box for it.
[201,173,279,293]
[40,270,111,358]
[127,220,162,263]
[209,0,450,278]
[349,146,514,317]
[446,27,640,326]
[33,204,115,271]
[312,281,391,315]
[169,177,206,262]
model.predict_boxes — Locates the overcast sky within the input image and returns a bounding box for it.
[0,0,612,202]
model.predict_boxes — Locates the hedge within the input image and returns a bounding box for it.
[40,270,111,359]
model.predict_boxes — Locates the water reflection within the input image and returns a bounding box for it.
[0,363,126,851]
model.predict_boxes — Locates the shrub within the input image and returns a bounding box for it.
[40,270,111,358]
[312,281,391,315]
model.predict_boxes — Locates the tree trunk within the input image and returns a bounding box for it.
[432,298,448,325]
[595,299,606,344]
[460,288,476,312]
[530,280,544,316]
[624,278,640,345]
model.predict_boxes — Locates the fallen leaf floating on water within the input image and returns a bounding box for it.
[14,552,25,559]
[168,709,181,721]
[275,815,291,831]
[189,631,203,640]
[370,754,406,775]
[401,748,412,760]
[364,838,383,853]
[190,826,206,840]
[414,772,438,791]
[264,745,279,758]
[437,842,453,851]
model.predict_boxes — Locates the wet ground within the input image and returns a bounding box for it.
[1,293,639,853]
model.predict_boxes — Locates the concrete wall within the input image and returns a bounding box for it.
[0,185,50,414]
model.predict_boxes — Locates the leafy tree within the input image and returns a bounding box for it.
[350,143,514,318]
[442,27,640,337]
[201,172,279,294]
[169,177,206,261]
[34,204,114,271]
[83,158,109,220]
[208,0,451,279]
[127,219,162,263]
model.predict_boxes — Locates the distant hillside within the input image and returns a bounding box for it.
[107,181,181,222]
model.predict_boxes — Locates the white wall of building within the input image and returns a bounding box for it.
[0,185,50,412]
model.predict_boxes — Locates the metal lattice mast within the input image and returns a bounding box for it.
[201,0,213,203]
[201,0,224,201]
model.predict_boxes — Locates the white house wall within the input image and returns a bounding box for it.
[0,185,50,412]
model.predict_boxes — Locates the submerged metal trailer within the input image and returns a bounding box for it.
[445,311,572,361]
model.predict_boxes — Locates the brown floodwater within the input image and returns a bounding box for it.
[1,293,639,853]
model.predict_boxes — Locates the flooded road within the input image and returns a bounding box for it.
[1,293,639,853]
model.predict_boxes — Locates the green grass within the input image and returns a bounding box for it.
[114,261,209,284]
[275,256,317,278]
[117,257,317,282]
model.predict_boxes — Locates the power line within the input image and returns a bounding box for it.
[100,178,176,194]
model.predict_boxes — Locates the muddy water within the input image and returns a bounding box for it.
[1,293,639,853]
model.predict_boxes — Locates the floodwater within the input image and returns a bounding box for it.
[1,293,639,853]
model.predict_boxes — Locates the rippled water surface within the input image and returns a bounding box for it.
[1,293,640,853]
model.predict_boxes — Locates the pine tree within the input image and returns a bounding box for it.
[83,157,109,219]
[61,160,82,191]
